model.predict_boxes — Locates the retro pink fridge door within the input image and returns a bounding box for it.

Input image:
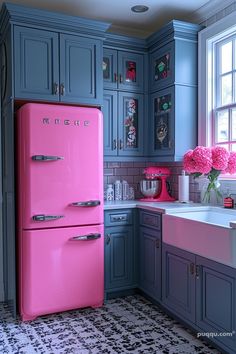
[17,103,103,229]
[19,224,104,321]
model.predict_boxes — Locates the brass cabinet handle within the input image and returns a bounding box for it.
[195,265,200,279]
[113,139,117,150]
[53,82,59,95]
[119,74,123,83]
[106,234,111,245]
[60,83,65,96]
[189,263,195,275]
[119,139,123,150]
[155,239,160,248]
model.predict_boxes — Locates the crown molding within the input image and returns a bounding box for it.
[0,2,111,39]
[108,24,150,39]
[187,0,236,24]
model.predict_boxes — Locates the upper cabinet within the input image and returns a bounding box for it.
[1,2,110,106]
[148,21,201,92]
[149,42,174,92]
[147,20,202,161]
[103,90,144,158]
[103,48,144,92]
[14,27,59,102]
[14,27,103,105]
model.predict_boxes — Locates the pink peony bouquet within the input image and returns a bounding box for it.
[183,146,236,202]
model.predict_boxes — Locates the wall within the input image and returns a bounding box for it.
[104,162,200,202]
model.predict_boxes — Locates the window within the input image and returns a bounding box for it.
[214,36,236,151]
[198,11,236,151]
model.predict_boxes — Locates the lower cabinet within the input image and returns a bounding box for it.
[196,256,236,353]
[162,243,236,353]
[104,209,137,295]
[162,244,196,323]
[138,209,162,301]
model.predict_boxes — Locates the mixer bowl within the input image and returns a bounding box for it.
[140,179,160,198]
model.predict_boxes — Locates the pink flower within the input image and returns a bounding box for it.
[192,146,212,174]
[183,150,197,173]
[224,151,236,174]
[211,146,229,170]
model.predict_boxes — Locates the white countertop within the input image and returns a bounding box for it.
[104,200,212,213]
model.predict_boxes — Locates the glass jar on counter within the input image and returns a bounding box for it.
[122,180,129,200]
[114,180,122,200]
[106,184,114,201]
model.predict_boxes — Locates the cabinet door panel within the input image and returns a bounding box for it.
[118,92,144,156]
[60,34,102,104]
[103,48,118,89]
[118,52,144,92]
[162,244,195,323]
[14,26,59,101]
[196,256,236,352]
[103,91,118,156]
[139,226,161,301]
[150,87,175,157]
[105,226,134,290]
[149,43,174,92]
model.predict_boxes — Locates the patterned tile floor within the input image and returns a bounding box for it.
[0,295,221,354]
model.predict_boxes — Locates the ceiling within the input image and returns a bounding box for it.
[0,0,225,37]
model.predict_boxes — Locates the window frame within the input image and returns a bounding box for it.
[198,11,236,179]
[198,11,236,146]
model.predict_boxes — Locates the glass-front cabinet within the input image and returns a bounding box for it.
[149,43,174,92]
[150,84,197,161]
[103,48,144,92]
[150,87,174,157]
[103,90,144,158]
[118,92,144,156]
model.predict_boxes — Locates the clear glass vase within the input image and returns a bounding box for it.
[200,178,222,205]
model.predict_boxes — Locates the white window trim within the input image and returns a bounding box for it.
[198,10,236,147]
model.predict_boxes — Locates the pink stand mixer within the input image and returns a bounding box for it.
[140,166,175,202]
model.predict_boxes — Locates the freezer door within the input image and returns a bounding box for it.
[17,103,103,229]
[19,225,104,321]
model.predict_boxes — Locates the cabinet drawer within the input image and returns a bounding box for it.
[105,209,133,226]
[139,210,161,230]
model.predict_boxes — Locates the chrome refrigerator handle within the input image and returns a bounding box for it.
[32,215,64,221]
[71,200,101,207]
[69,233,101,241]
[32,155,64,161]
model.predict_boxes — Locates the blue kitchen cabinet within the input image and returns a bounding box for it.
[162,243,196,323]
[162,243,236,354]
[149,84,197,161]
[149,36,199,92]
[103,90,144,159]
[104,209,137,296]
[14,26,103,105]
[148,21,201,93]
[14,26,59,101]
[147,20,202,161]
[149,42,174,92]
[196,256,236,353]
[103,90,118,156]
[103,48,144,92]
[138,210,162,301]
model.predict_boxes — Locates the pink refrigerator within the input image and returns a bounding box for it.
[17,103,104,321]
